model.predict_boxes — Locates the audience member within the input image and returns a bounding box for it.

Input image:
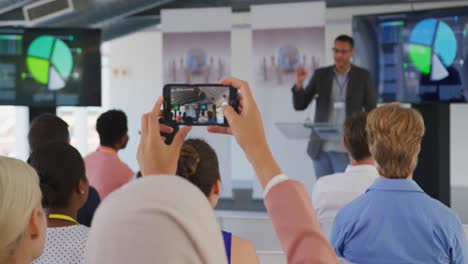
[28,113,100,227]
[0,157,46,264]
[207,110,216,124]
[331,103,465,263]
[28,113,69,153]
[177,139,259,264]
[176,111,182,123]
[29,143,90,264]
[186,105,197,119]
[85,176,227,263]
[312,112,378,238]
[85,110,133,199]
[198,111,209,124]
[85,78,337,263]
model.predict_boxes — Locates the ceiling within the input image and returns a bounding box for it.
[0,0,465,42]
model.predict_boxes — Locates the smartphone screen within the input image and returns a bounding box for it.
[163,84,238,126]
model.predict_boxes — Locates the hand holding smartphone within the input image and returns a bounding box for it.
[163,84,239,126]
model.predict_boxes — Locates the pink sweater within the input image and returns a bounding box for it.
[84,146,133,200]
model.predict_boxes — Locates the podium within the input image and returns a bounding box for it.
[275,121,343,141]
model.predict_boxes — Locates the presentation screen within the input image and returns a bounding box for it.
[353,7,468,103]
[0,28,101,106]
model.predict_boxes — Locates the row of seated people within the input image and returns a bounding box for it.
[0,77,465,264]
[21,96,260,263]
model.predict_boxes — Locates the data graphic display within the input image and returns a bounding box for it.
[353,7,468,102]
[0,28,101,106]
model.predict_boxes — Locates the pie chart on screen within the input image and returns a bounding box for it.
[408,18,457,81]
[26,35,73,91]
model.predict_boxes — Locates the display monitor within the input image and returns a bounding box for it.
[0,28,101,106]
[353,7,468,103]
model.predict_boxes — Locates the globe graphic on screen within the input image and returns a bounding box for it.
[26,35,73,91]
[278,46,300,72]
[408,18,457,81]
[186,48,207,73]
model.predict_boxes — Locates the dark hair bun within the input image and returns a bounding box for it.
[178,144,201,179]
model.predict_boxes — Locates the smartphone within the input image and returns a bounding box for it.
[163,84,239,126]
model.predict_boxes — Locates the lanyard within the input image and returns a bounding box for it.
[335,74,349,99]
[48,214,79,225]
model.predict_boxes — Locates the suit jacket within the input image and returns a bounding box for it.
[264,179,338,264]
[292,65,377,159]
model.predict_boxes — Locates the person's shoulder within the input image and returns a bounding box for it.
[232,235,259,264]
[335,192,369,220]
[315,65,334,75]
[318,172,347,183]
[427,197,462,226]
[351,65,371,76]
[83,151,96,160]
[83,151,102,163]
[425,198,465,243]
[70,224,90,234]
[48,225,89,241]
[314,173,345,190]
[233,235,256,252]
[118,160,134,176]
[88,185,100,198]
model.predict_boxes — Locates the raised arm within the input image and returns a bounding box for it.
[292,67,318,111]
[264,180,338,263]
[208,78,338,264]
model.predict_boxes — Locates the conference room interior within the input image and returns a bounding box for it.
[1,0,468,263]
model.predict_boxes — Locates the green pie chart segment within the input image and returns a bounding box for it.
[26,57,50,85]
[408,44,432,75]
[26,35,74,90]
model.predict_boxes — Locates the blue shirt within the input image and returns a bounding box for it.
[222,230,232,264]
[331,178,465,264]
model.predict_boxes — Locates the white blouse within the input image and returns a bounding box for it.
[33,225,89,264]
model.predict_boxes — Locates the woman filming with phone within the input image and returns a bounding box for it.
[85,78,338,264]
[177,138,259,264]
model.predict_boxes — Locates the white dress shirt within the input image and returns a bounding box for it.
[311,164,379,238]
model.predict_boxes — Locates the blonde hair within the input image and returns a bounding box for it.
[367,103,425,179]
[0,157,42,262]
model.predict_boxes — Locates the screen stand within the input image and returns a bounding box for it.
[29,106,57,123]
[411,103,450,206]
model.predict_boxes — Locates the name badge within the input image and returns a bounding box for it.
[334,102,345,109]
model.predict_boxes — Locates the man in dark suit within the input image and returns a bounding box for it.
[292,35,377,179]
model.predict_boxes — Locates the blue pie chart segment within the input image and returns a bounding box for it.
[409,18,437,46]
[433,21,457,67]
[409,18,457,81]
